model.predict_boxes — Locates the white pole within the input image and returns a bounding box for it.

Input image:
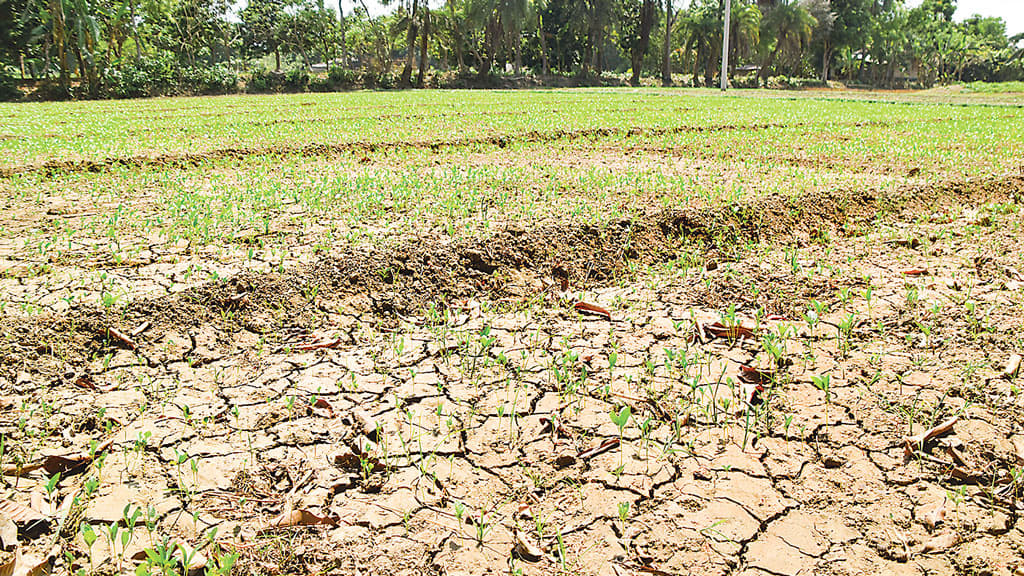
[721,0,731,91]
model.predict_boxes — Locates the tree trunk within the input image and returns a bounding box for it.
[821,40,830,81]
[130,0,141,60]
[42,36,51,79]
[275,47,281,71]
[537,13,549,75]
[706,39,717,86]
[630,0,655,86]
[401,0,419,86]
[448,0,464,73]
[50,0,69,93]
[514,32,522,73]
[661,0,671,85]
[417,7,429,86]
[759,40,781,82]
[478,16,495,78]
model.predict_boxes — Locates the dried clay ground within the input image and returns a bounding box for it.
[1,88,1024,576]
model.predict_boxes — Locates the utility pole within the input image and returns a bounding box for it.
[720,0,731,91]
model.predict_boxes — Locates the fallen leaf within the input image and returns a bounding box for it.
[294,339,342,351]
[513,528,544,561]
[0,547,55,576]
[919,531,958,554]
[102,326,137,350]
[901,268,929,276]
[921,498,946,530]
[1003,354,1022,379]
[71,375,113,392]
[574,302,611,320]
[130,321,150,337]
[309,398,335,419]
[703,322,754,340]
[261,508,339,532]
[903,417,958,457]
[577,438,619,460]
[738,365,773,385]
[0,501,46,526]
[0,514,16,550]
[2,439,112,478]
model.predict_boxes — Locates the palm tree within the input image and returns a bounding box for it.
[728,1,760,73]
[661,0,675,84]
[531,0,549,74]
[759,0,816,81]
[465,0,527,76]
[399,0,419,86]
[680,2,721,87]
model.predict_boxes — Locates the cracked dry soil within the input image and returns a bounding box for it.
[2,178,1024,576]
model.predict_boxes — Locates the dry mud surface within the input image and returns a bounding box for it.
[1,172,1024,576]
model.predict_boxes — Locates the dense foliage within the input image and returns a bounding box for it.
[0,0,1021,99]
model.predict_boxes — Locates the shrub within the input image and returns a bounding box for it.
[327,66,358,87]
[284,67,309,89]
[0,69,21,101]
[376,71,397,89]
[731,75,760,89]
[360,69,379,89]
[181,64,238,94]
[103,53,178,98]
[247,67,283,92]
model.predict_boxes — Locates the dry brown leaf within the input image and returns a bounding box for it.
[0,515,16,550]
[2,439,112,478]
[311,397,335,418]
[574,302,611,320]
[903,416,958,457]
[513,528,544,561]
[103,326,137,350]
[0,547,54,576]
[577,438,619,460]
[738,365,773,386]
[0,501,46,526]
[1003,354,1022,379]
[919,531,958,554]
[921,499,946,530]
[72,375,112,392]
[294,339,342,351]
[262,509,339,532]
[703,322,754,340]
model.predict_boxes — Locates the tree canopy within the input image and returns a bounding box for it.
[1,0,1022,98]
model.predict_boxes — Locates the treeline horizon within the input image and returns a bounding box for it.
[1,0,1022,99]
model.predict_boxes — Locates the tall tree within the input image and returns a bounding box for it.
[660,0,674,84]
[619,0,656,85]
[240,0,286,70]
[759,0,816,80]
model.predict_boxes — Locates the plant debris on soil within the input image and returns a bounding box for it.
[1,89,1024,576]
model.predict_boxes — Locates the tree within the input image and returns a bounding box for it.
[728,0,761,74]
[759,0,817,80]
[619,0,656,84]
[660,0,675,84]
[240,0,286,70]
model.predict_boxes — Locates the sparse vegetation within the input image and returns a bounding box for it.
[0,88,1023,576]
